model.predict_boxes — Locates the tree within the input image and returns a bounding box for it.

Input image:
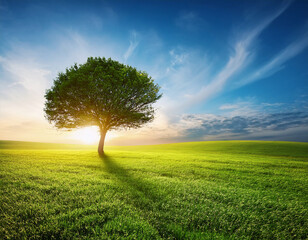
[44,57,162,156]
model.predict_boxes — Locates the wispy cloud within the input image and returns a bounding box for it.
[175,11,205,31]
[185,1,292,107]
[219,104,239,110]
[237,31,308,87]
[188,41,251,105]
[0,53,50,121]
[123,30,139,63]
[156,48,211,114]
[84,7,117,29]
[0,56,50,94]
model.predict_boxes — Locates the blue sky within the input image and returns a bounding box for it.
[0,0,308,144]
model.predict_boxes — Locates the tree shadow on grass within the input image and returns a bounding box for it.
[99,153,166,212]
[92,153,198,238]
[98,153,172,237]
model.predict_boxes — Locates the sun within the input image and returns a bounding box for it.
[69,126,117,145]
[71,126,100,145]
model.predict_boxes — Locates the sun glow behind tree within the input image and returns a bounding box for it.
[69,126,117,145]
[44,57,161,155]
[70,126,100,145]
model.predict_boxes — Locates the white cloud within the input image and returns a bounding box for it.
[219,104,239,110]
[0,56,50,94]
[237,31,308,87]
[123,30,139,63]
[184,1,292,108]
[189,41,250,105]
[169,49,188,66]
[175,11,205,31]
[0,52,51,121]
[156,48,211,114]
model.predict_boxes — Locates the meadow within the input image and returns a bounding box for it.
[0,140,307,239]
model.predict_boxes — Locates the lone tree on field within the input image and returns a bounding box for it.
[44,57,162,156]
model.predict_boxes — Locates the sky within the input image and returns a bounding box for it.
[0,0,308,145]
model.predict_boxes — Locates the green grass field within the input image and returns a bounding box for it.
[0,140,307,239]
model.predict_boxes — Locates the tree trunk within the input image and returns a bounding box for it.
[98,129,107,156]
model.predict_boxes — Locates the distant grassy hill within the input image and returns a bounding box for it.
[0,140,307,239]
[0,140,96,150]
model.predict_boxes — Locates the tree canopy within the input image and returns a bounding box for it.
[44,57,162,155]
